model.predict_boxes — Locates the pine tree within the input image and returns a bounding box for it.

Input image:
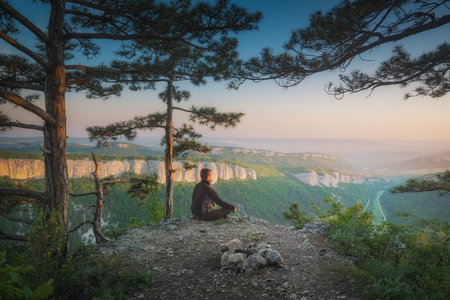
[0,0,260,265]
[87,42,248,219]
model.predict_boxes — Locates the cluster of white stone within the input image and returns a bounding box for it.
[220,238,283,273]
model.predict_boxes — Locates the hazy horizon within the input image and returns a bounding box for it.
[2,136,449,155]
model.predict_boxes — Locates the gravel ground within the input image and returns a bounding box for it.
[95,216,363,300]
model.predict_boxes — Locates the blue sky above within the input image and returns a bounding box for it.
[1,0,449,142]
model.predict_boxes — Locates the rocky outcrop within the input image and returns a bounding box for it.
[0,159,257,183]
[294,170,366,187]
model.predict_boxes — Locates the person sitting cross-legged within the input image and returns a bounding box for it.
[191,168,236,221]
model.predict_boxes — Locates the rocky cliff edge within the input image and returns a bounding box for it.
[0,159,257,183]
[93,216,362,300]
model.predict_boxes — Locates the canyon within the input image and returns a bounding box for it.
[0,158,385,187]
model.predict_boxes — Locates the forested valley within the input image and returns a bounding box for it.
[4,142,448,249]
[0,173,381,248]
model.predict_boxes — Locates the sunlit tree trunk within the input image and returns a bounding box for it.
[164,78,174,220]
[42,0,70,267]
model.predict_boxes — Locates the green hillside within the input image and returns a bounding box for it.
[0,174,381,249]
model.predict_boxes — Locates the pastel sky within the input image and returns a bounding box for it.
[2,0,450,141]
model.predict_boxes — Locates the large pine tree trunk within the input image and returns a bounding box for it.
[164,79,174,220]
[41,0,70,267]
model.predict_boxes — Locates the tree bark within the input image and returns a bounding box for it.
[164,79,174,220]
[92,153,109,243]
[42,0,70,267]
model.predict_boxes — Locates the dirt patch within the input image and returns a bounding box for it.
[96,216,363,299]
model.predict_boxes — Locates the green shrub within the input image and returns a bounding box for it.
[128,217,146,229]
[320,199,450,299]
[0,250,54,300]
[283,202,313,228]
[27,208,69,278]
[54,254,152,299]
[321,197,373,226]
[146,193,164,224]
[104,228,124,239]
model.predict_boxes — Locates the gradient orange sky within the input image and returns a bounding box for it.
[2,0,449,141]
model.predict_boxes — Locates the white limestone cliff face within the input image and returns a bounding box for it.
[0,159,45,179]
[294,171,366,187]
[0,159,257,183]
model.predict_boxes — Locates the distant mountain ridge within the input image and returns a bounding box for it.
[208,147,362,176]
[0,141,164,156]
[0,140,364,174]
[379,155,450,175]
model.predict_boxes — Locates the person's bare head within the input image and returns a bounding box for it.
[200,168,212,181]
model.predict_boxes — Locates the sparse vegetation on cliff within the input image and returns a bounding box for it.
[283,197,450,299]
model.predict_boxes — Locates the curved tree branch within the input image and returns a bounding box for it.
[0,0,48,42]
[68,220,94,233]
[173,167,189,173]
[0,187,45,201]
[0,31,49,70]
[70,192,97,198]
[0,232,27,241]
[0,82,45,92]
[172,106,194,114]
[333,14,450,70]
[0,121,43,131]
[0,212,33,225]
[65,65,164,80]
[0,89,56,125]
[65,32,212,51]
[67,0,106,10]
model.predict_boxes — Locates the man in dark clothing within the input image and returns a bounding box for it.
[191,168,236,221]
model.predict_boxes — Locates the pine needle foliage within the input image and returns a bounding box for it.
[237,0,450,99]
[390,170,450,196]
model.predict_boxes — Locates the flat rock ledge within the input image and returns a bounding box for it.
[94,216,362,300]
